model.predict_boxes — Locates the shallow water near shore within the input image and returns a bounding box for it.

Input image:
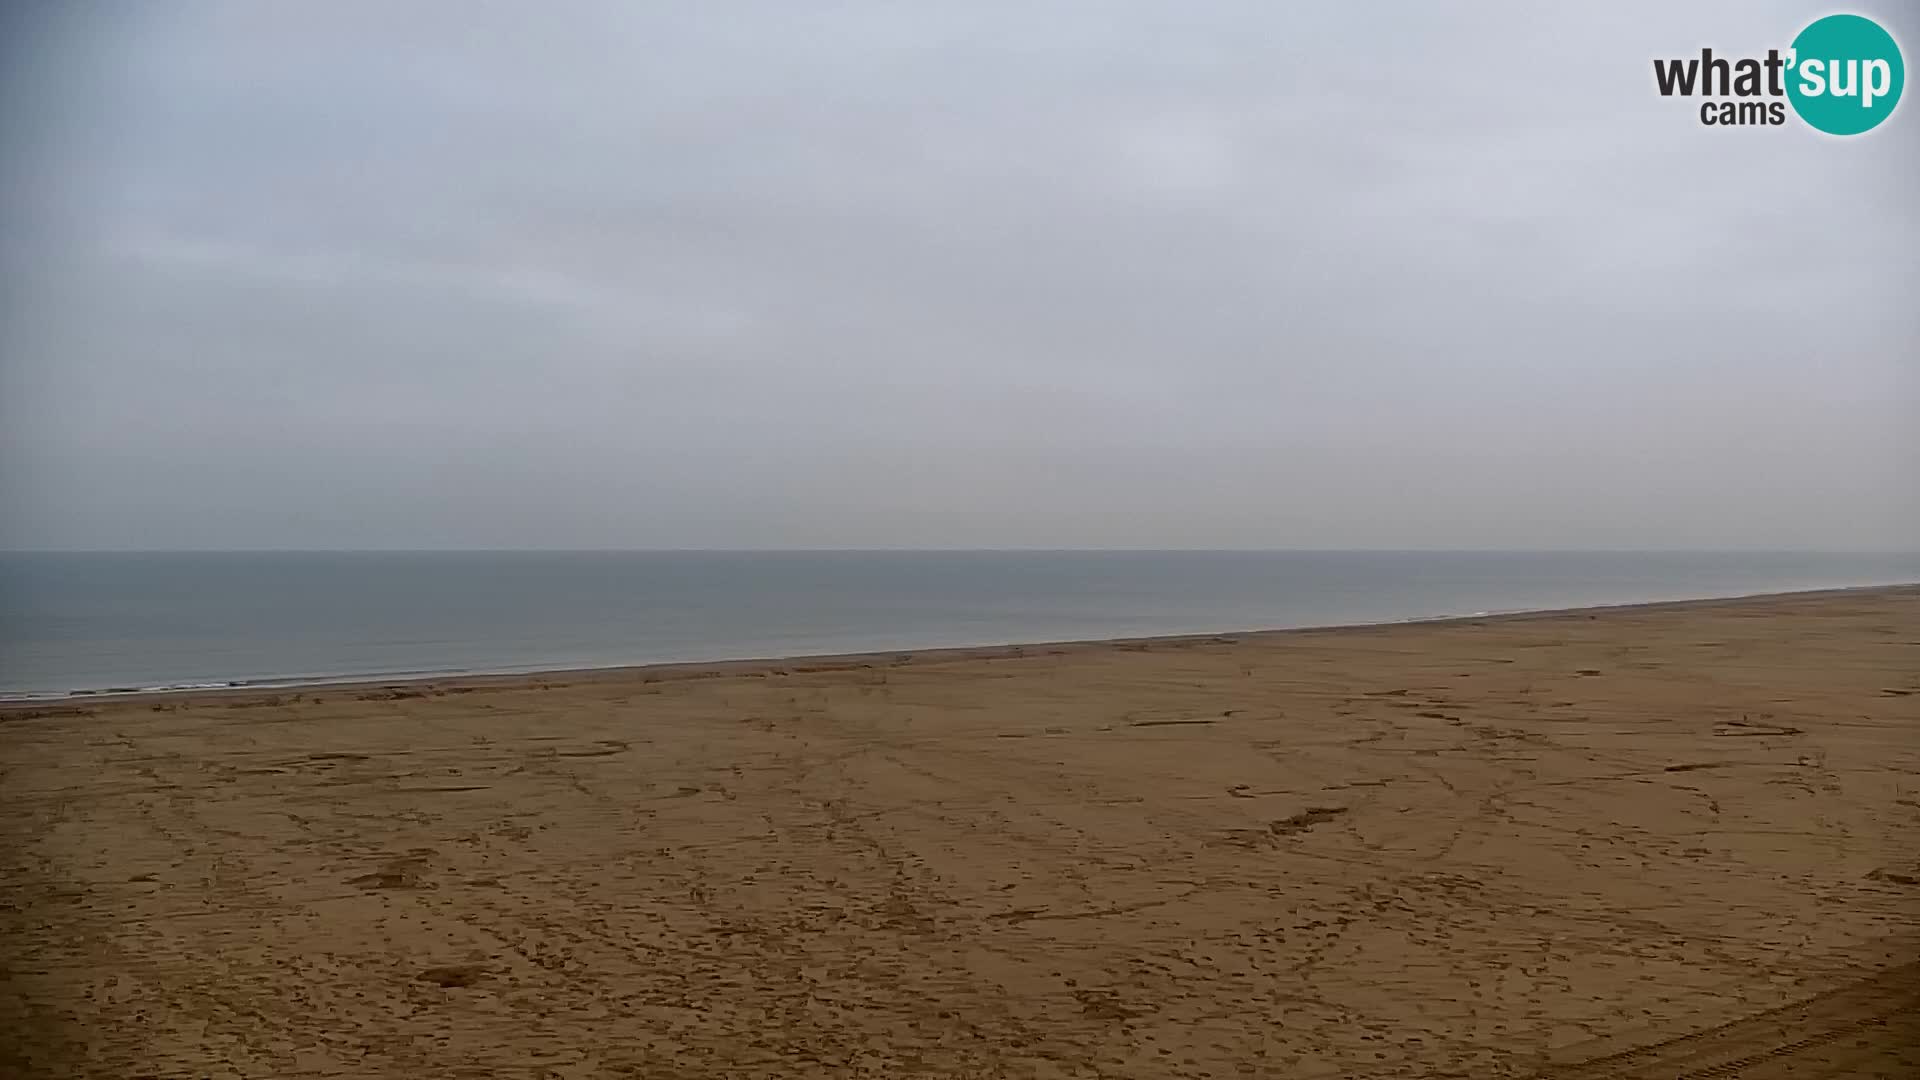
[3,549,1917,698]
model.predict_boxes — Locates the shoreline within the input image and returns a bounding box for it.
[7,584,1918,1075]
[6,583,1916,1075]
[7,580,1913,714]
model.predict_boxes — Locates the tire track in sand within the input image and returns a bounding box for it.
[1533,960,1920,1078]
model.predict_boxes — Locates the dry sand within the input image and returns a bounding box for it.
[3,587,1918,1078]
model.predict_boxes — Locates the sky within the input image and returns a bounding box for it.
[1,2,1914,551]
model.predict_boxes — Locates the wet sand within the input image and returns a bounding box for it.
[3,587,1918,1078]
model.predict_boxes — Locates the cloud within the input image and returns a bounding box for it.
[2,1,1914,549]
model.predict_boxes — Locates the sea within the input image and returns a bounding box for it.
[1,550,1915,700]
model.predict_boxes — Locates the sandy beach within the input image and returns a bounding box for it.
[2,586,1917,1078]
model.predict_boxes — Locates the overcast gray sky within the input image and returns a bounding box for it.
[1,2,1914,551]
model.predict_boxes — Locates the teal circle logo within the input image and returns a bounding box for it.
[1786,14,1904,135]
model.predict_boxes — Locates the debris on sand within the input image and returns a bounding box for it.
[1269,806,1349,836]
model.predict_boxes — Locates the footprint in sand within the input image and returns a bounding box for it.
[417,965,487,988]
[348,854,434,890]
[1269,806,1350,836]
[556,739,630,758]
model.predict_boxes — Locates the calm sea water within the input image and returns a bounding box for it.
[1,550,1915,698]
